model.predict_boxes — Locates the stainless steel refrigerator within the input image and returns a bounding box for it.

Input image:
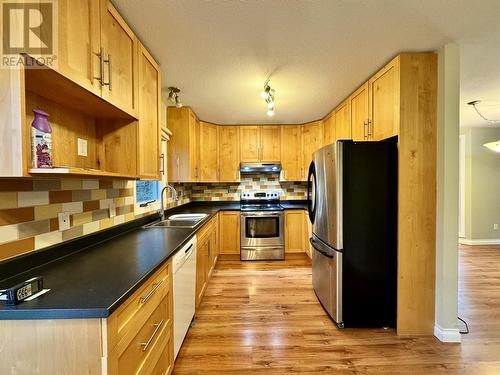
[307,138,397,328]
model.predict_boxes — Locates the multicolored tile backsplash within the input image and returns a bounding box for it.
[0,174,305,262]
[0,178,182,262]
[173,174,307,201]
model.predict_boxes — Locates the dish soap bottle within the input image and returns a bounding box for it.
[31,109,53,168]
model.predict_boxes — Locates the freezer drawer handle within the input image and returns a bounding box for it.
[309,238,334,258]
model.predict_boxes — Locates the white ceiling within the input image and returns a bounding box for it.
[114,0,500,127]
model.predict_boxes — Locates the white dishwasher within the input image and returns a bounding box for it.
[173,235,197,359]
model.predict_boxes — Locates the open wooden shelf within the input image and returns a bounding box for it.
[23,56,136,121]
[29,168,138,180]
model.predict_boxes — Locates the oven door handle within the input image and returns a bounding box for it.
[241,212,283,217]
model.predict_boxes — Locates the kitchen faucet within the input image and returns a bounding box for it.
[160,184,179,219]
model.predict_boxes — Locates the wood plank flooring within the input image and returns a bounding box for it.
[173,247,500,374]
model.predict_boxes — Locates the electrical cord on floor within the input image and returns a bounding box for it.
[458,316,469,334]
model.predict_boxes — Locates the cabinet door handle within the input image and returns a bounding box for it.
[282,170,286,180]
[160,153,165,175]
[208,241,211,257]
[93,48,104,86]
[363,121,368,140]
[368,120,373,138]
[103,53,112,91]
[140,279,164,304]
[176,156,180,182]
[140,319,164,352]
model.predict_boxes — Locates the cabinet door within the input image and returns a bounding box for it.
[323,114,335,146]
[350,82,369,141]
[196,235,209,308]
[280,125,301,181]
[285,210,305,253]
[334,99,351,140]
[100,0,138,117]
[260,126,281,161]
[189,113,200,182]
[240,126,260,162]
[219,211,240,254]
[56,0,101,97]
[137,43,160,180]
[199,122,218,182]
[208,226,218,277]
[304,211,312,259]
[369,57,400,140]
[218,126,240,182]
[301,121,323,181]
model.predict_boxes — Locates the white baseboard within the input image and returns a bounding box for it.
[459,238,500,245]
[434,324,461,343]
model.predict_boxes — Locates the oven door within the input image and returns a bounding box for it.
[240,211,284,248]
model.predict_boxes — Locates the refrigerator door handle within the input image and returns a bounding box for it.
[307,161,317,223]
[309,237,334,258]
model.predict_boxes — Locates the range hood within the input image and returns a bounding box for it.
[240,162,282,173]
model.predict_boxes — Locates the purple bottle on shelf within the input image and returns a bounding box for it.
[31,109,53,168]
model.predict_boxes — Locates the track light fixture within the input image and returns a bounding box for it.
[261,78,276,116]
[168,87,183,108]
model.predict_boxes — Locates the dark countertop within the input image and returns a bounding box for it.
[0,200,305,320]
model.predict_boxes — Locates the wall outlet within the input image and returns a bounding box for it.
[77,138,88,157]
[494,224,498,231]
[109,202,116,218]
[58,212,70,231]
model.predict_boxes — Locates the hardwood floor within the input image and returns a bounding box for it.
[173,247,500,374]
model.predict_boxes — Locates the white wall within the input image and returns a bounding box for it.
[435,43,461,343]
[460,126,500,244]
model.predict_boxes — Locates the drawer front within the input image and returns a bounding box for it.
[108,260,171,351]
[150,333,173,375]
[110,295,172,375]
[197,217,215,240]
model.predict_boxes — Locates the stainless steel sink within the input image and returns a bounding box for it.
[144,213,208,229]
[168,213,207,221]
[146,220,201,229]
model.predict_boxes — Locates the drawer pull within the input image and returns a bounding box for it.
[140,319,164,352]
[140,279,164,304]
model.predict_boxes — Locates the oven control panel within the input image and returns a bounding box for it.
[241,191,280,200]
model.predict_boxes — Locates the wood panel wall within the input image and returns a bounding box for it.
[397,53,438,335]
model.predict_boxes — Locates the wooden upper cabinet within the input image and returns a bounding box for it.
[137,42,160,180]
[350,82,369,141]
[56,0,101,97]
[199,122,218,182]
[301,121,323,181]
[167,107,199,183]
[369,57,400,140]
[100,0,138,117]
[240,126,260,162]
[334,99,351,140]
[218,126,240,182]
[260,126,281,161]
[280,125,302,181]
[323,114,335,145]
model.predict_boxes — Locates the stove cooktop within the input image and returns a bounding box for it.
[240,202,283,212]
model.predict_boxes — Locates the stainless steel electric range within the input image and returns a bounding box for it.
[240,191,284,261]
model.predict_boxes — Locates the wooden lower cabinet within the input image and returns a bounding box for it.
[219,211,241,254]
[284,210,312,258]
[0,260,174,375]
[195,216,219,309]
[284,210,306,253]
